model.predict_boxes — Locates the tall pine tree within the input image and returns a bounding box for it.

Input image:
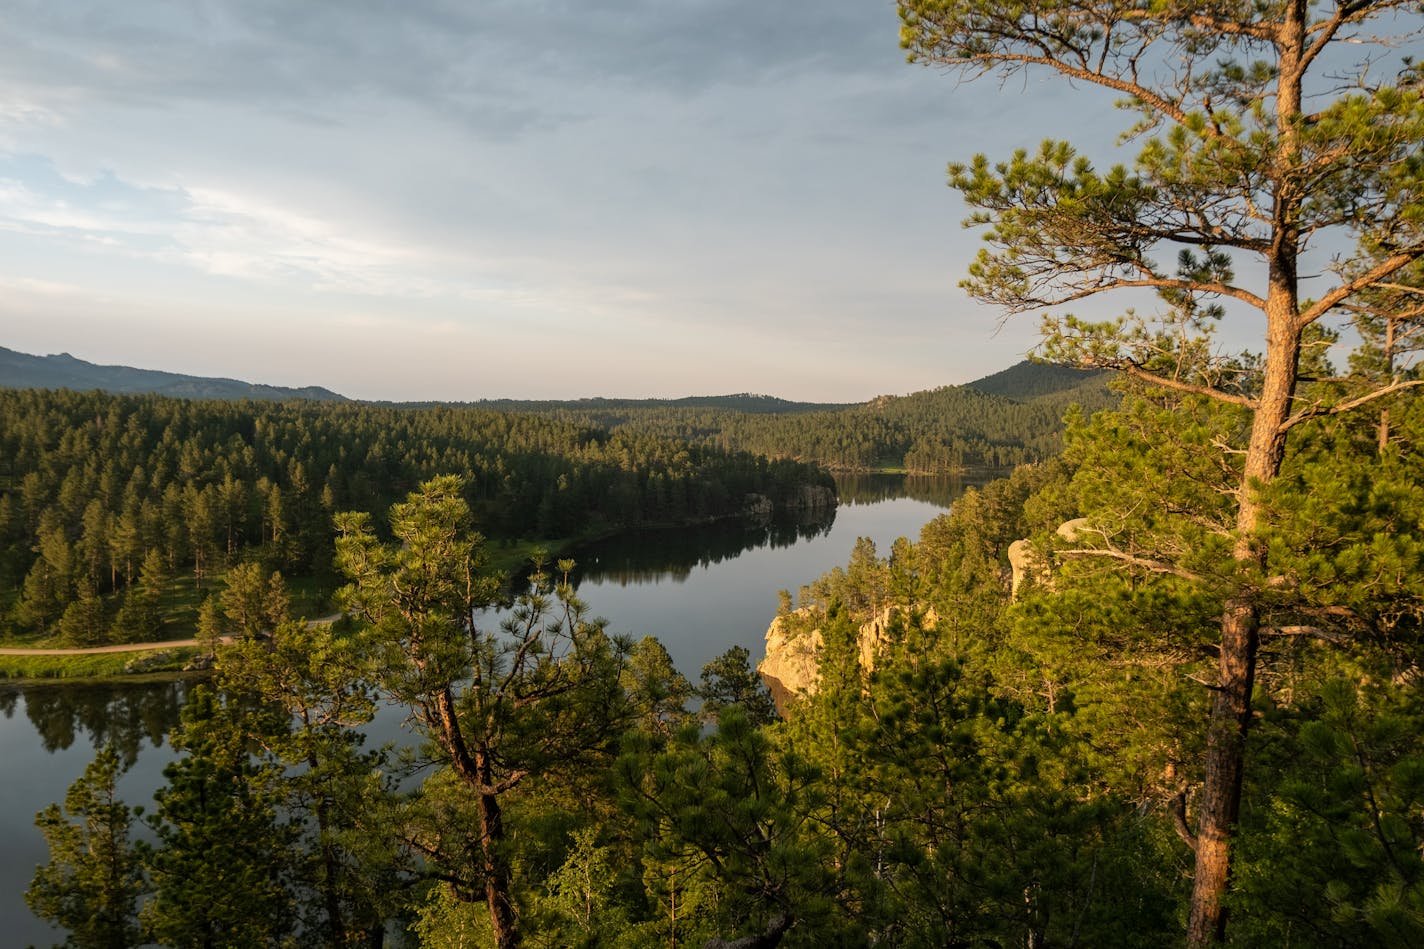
[898,2,1424,941]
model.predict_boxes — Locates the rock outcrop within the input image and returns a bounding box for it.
[1007,538,1041,596]
[743,484,837,520]
[1008,517,1093,597]
[758,607,823,713]
[758,604,939,715]
[789,483,836,511]
[743,493,775,519]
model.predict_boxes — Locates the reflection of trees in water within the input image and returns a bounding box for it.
[3,679,192,766]
[833,471,1006,507]
[571,508,837,587]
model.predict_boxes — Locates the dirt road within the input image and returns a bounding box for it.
[0,638,202,656]
[0,615,340,657]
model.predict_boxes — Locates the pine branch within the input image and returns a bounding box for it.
[1038,275,1266,313]
[1094,360,1257,409]
[1057,546,1205,583]
[1280,378,1424,433]
[1297,250,1422,329]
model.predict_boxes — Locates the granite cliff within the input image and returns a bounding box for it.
[758,604,939,714]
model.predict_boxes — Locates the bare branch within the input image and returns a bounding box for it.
[1260,625,1349,643]
[1280,379,1424,433]
[1171,789,1199,852]
[1299,4,1353,74]
[481,769,530,797]
[1078,276,1267,311]
[1058,546,1205,583]
[1298,251,1421,328]
[1180,12,1278,42]
[1373,282,1424,297]
[1102,361,1258,409]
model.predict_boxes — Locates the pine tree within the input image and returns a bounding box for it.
[26,747,145,949]
[216,620,397,946]
[111,549,166,644]
[697,645,778,727]
[58,579,108,647]
[898,2,1424,941]
[618,708,830,948]
[335,476,632,949]
[142,687,298,948]
[219,562,272,640]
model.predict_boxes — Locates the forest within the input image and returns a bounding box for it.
[471,364,1112,472]
[0,389,835,649]
[23,366,1424,948]
[18,0,1424,947]
[0,365,1094,652]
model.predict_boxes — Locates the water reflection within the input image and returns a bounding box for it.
[0,678,192,767]
[835,470,1007,507]
[571,507,836,587]
[567,471,1004,589]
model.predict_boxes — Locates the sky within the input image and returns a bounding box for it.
[0,0,1134,403]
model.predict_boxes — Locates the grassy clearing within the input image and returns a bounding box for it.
[0,537,582,679]
[0,646,201,681]
[485,536,583,576]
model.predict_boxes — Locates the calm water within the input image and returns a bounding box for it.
[570,477,966,679]
[0,474,974,945]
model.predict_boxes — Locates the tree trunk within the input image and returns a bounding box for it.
[428,687,519,947]
[1186,6,1308,939]
[1186,597,1258,945]
[1187,270,1302,946]
[479,782,518,949]
[308,743,346,947]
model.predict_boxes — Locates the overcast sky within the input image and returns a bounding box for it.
[0,0,1133,402]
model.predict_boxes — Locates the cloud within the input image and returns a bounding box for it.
[0,0,1070,401]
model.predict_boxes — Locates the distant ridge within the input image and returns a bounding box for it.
[0,346,348,402]
[966,360,1109,401]
[0,345,1106,409]
[461,393,850,415]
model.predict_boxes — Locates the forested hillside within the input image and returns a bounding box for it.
[1,342,1109,474]
[470,361,1114,472]
[964,360,1106,400]
[0,388,832,647]
[0,359,1098,648]
[0,346,347,402]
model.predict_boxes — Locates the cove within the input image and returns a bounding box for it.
[0,473,982,945]
[569,474,975,680]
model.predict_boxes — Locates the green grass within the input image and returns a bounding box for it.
[0,540,588,679]
[0,646,202,680]
[486,537,580,575]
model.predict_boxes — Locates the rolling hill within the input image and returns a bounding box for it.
[0,346,348,401]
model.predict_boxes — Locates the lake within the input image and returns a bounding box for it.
[0,473,976,946]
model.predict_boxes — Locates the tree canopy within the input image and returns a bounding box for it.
[900,0,1424,942]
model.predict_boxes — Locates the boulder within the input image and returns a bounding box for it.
[1008,517,1094,597]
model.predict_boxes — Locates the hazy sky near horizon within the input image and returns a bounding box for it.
[0,0,1135,402]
